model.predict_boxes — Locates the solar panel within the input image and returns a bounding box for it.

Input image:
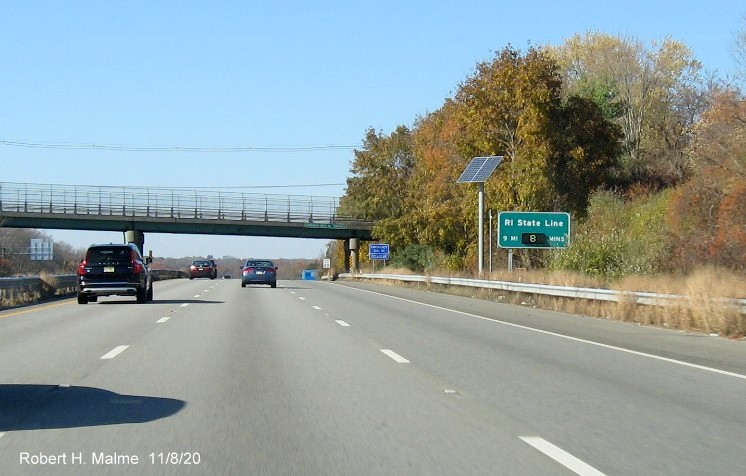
[456,156,504,183]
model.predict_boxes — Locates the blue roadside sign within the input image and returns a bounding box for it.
[369,243,390,260]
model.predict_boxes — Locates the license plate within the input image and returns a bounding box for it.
[104,266,115,273]
[256,271,264,275]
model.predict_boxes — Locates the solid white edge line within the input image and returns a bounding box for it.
[380,349,410,363]
[335,320,350,327]
[0,432,4,439]
[520,437,606,476]
[342,286,746,381]
[100,345,129,360]
[156,316,170,323]
[312,305,322,310]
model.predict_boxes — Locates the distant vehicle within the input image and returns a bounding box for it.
[190,260,217,279]
[77,243,153,304]
[241,259,277,288]
[222,274,232,279]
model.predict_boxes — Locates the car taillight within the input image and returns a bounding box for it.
[78,260,88,275]
[267,268,276,274]
[243,267,255,274]
[133,262,145,274]
[190,265,196,270]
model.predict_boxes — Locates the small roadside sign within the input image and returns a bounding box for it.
[369,243,390,260]
[323,258,331,269]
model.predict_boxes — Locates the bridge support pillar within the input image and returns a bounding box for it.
[348,238,359,274]
[344,242,351,273]
[126,230,145,255]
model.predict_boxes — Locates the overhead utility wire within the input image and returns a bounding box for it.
[0,139,358,152]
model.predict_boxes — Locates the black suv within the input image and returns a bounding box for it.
[77,243,153,304]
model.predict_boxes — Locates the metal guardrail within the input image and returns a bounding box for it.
[0,274,78,307]
[151,269,189,281]
[341,273,746,313]
[0,182,368,225]
[0,270,187,308]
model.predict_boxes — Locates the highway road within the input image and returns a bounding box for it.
[1,278,745,475]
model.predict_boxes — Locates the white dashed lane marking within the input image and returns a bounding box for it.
[520,437,606,476]
[312,306,321,310]
[335,320,350,327]
[380,349,410,364]
[100,345,129,360]
[181,303,189,308]
[156,316,170,323]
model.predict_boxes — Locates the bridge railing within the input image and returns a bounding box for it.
[0,182,365,225]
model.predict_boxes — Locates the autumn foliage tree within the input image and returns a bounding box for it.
[343,45,622,269]
[341,34,745,277]
[340,125,415,222]
[550,32,708,189]
[670,89,746,271]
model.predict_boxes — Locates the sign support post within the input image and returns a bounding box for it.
[456,156,503,276]
[478,182,484,275]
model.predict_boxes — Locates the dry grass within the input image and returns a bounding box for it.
[359,266,746,339]
[612,267,745,337]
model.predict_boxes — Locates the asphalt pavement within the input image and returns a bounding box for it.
[1,278,744,475]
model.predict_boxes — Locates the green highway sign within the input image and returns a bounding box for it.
[304,223,348,229]
[498,211,570,249]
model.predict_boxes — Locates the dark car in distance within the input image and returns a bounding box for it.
[77,243,153,304]
[241,259,277,288]
[190,260,217,279]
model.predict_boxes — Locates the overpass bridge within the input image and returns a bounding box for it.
[0,182,374,271]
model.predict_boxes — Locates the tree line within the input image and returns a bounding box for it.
[337,31,746,278]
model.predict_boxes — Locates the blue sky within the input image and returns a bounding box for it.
[2,1,744,259]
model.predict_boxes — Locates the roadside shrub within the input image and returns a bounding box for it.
[390,244,437,272]
[548,190,672,279]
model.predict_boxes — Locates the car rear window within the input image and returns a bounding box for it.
[193,261,211,266]
[246,261,273,268]
[86,247,132,264]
